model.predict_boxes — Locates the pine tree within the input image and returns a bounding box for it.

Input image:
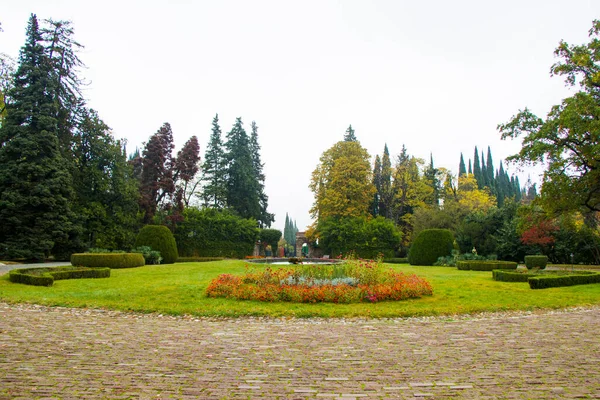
[249,121,274,227]
[343,124,357,142]
[0,14,76,260]
[201,114,227,208]
[459,153,467,177]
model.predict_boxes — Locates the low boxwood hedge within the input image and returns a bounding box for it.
[9,267,110,286]
[492,269,530,282]
[457,261,518,271]
[524,255,548,270]
[71,253,145,269]
[529,272,600,289]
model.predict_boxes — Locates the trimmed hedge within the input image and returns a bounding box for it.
[492,269,531,282]
[71,253,145,269]
[529,272,600,289]
[135,225,179,264]
[457,261,518,271]
[524,255,548,270]
[384,258,409,264]
[9,267,110,286]
[177,257,225,263]
[408,229,454,266]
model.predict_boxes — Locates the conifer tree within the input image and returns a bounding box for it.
[343,124,357,142]
[486,146,495,190]
[380,144,393,218]
[473,146,482,188]
[459,153,467,177]
[225,117,260,221]
[249,121,274,227]
[468,159,472,175]
[201,114,227,208]
[371,154,382,216]
[0,14,76,260]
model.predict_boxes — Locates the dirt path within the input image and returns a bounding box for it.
[1,303,599,399]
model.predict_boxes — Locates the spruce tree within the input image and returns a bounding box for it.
[225,117,260,221]
[0,14,76,260]
[201,114,227,208]
[459,153,467,177]
[343,124,357,142]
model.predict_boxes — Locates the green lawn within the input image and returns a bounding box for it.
[1,260,599,318]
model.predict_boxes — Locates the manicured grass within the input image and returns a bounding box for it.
[1,260,599,318]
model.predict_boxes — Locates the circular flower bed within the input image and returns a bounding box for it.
[206,259,433,303]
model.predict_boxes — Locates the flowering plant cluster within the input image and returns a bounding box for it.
[206,258,433,303]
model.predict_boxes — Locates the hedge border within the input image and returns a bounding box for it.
[457,261,518,271]
[529,272,600,289]
[383,258,409,264]
[71,253,145,269]
[9,267,110,287]
[524,255,548,270]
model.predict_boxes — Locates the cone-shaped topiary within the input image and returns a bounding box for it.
[134,225,179,264]
[408,229,455,266]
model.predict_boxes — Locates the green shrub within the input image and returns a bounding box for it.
[9,266,110,286]
[408,229,454,266]
[524,255,548,270]
[177,257,225,263]
[529,272,600,289]
[457,261,518,271]
[435,250,494,267]
[492,269,531,282]
[135,225,179,264]
[132,246,162,265]
[260,229,282,256]
[174,208,259,259]
[71,253,145,269]
[384,258,408,264]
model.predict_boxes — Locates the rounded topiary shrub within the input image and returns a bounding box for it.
[408,229,455,266]
[134,225,179,264]
[524,255,548,270]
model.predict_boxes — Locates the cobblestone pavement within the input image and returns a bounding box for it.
[1,303,599,399]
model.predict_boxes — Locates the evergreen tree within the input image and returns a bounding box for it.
[249,121,274,227]
[343,124,357,142]
[225,117,260,221]
[480,150,488,188]
[459,153,467,177]
[371,154,381,216]
[486,146,495,190]
[0,14,76,260]
[473,146,482,188]
[468,159,472,175]
[380,144,393,218]
[423,154,440,207]
[201,114,227,208]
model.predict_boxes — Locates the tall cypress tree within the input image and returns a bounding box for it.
[459,153,467,177]
[486,146,495,190]
[468,159,472,175]
[0,14,76,260]
[380,144,393,218]
[473,146,482,189]
[201,114,227,208]
[371,154,381,216]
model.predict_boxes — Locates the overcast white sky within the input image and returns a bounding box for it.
[2,0,599,232]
